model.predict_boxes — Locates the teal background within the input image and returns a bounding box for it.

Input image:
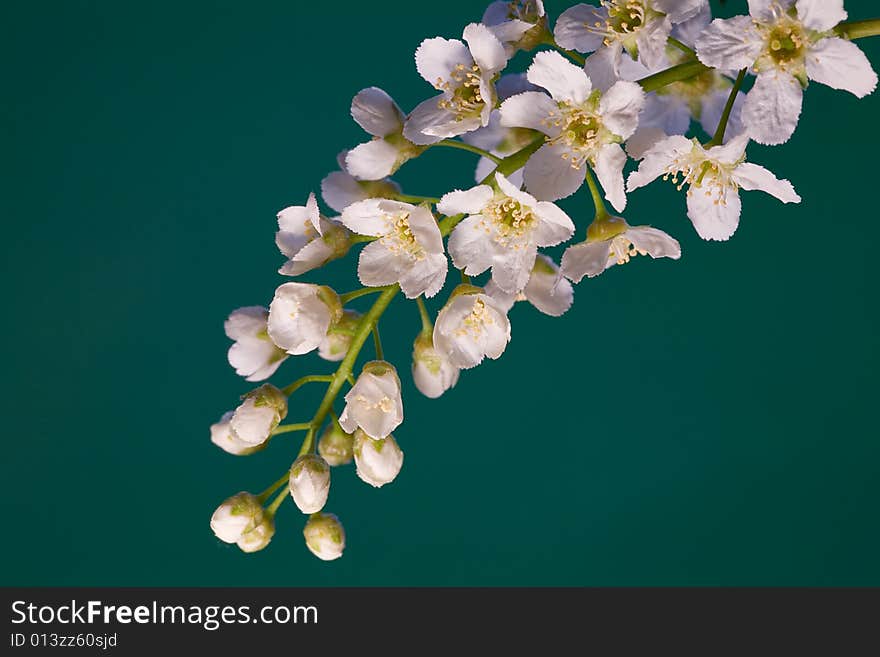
[2,0,878,586]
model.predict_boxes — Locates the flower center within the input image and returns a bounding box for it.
[354,394,395,414]
[543,101,605,169]
[609,234,646,266]
[437,63,485,121]
[453,297,496,339]
[753,5,809,74]
[482,195,536,246]
[662,146,740,206]
[381,211,426,261]
[586,1,650,46]
[506,0,541,22]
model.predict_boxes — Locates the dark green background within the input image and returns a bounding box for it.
[3,0,878,586]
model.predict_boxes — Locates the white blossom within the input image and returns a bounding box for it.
[267,283,342,356]
[627,133,801,241]
[696,0,877,145]
[433,287,511,369]
[210,411,263,456]
[485,253,574,316]
[318,309,360,363]
[224,306,287,382]
[404,23,510,145]
[321,151,401,214]
[353,429,405,488]
[412,333,460,399]
[229,384,288,448]
[346,87,424,181]
[339,199,448,299]
[482,1,548,56]
[555,1,709,72]
[499,51,645,208]
[289,454,331,514]
[560,216,681,282]
[210,492,275,553]
[276,193,351,276]
[441,172,575,294]
[303,513,346,561]
[339,361,404,440]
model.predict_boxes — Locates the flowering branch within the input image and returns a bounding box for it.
[209,1,880,561]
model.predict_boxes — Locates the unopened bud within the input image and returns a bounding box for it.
[353,429,404,488]
[289,454,331,514]
[210,492,274,553]
[303,512,346,561]
[318,423,354,466]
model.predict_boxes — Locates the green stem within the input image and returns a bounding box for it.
[372,324,384,360]
[460,270,471,284]
[339,285,393,304]
[350,234,376,244]
[638,59,710,93]
[667,37,696,58]
[584,166,610,222]
[438,213,465,238]
[257,471,290,503]
[480,135,544,185]
[271,422,313,436]
[265,485,289,516]
[434,139,502,164]
[835,19,880,40]
[307,286,399,437]
[281,375,333,397]
[708,68,747,147]
[415,296,433,335]
[393,193,441,205]
[297,428,316,457]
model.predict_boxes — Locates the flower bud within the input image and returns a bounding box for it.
[317,423,354,466]
[353,429,404,488]
[210,411,264,456]
[303,512,346,561]
[412,333,459,399]
[339,360,404,439]
[211,493,261,543]
[237,515,275,553]
[319,309,361,362]
[230,384,288,447]
[267,282,342,356]
[289,454,331,514]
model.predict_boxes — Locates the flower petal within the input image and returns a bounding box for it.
[490,242,537,294]
[626,134,693,190]
[741,71,803,145]
[527,50,592,104]
[351,87,404,137]
[686,184,742,241]
[554,3,607,53]
[561,241,613,282]
[653,0,708,23]
[732,163,801,204]
[748,0,794,22]
[338,198,393,236]
[345,140,401,181]
[625,227,682,260]
[447,215,495,276]
[796,0,846,32]
[415,37,472,88]
[403,95,464,145]
[358,240,404,288]
[807,37,878,99]
[321,170,369,213]
[599,81,646,139]
[499,91,557,133]
[437,185,494,216]
[695,16,763,70]
[463,22,508,75]
[533,202,575,246]
[593,143,628,212]
[523,142,586,201]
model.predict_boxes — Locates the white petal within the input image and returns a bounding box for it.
[527,51,592,104]
[437,185,494,216]
[635,16,673,71]
[626,134,693,190]
[321,170,368,213]
[225,306,269,341]
[489,19,535,50]
[491,242,537,294]
[523,143,586,201]
[499,91,557,132]
[599,81,646,139]
[554,3,607,52]
[640,95,691,135]
[403,95,464,145]
[695,16,763,70]
[351,87,403,137]
[463,22,508,75]
[748,0,794,22]
[732,163,801,204]
[483,0,513,26]
[415,37,472,88]
[653,0,708,23]
[496,72,540,100]
[807,38,878,99]
[593,143,628,212]
[742,71,803,145]
[561,241,613,282]
[339,198,393,236]
[399,254,448,299]
[228,340,285,382]
[345,140,400,181]
[686,184,742,241]
[796,0,846,32]
[671,4,713,47]
[407,204,444,254]
[358,240,405,288]
[267,283,332,355]
[279,238,335,276]
[494,171,539,208]
[524,255,574,317]
[447,215,495,275]
[482,279,517,313]
[705,132,750,165]
[533,202,575,246]
[625,226,682,259]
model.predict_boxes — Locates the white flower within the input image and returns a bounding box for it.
[555,1,708,71]
[627,133,801,241]
[483,1,548,55]
[339,361,404,440]
[210,492,275,553]
[353,429,405,488]
[303,512,346,561]
[267,283,342,356]
[230,384,288,447]
[484,253,574,316]
[318,309,360,363]
[560,216,681,282]
[499,51,645,208]
[412,332,460,399]
[317,423,355,466]
[339,199,448,299]
[404,23,509,145]
[276,193,351,276]
[433,287,511,369]
[441,172,574,294]
[224,306,288,382]
[289,454,331,514]
[321,151,401,213]
[210,411,263,456]
[695,0,878,145]
[346,87,424,181]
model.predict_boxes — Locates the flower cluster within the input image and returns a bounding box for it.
[210,0,878,559]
